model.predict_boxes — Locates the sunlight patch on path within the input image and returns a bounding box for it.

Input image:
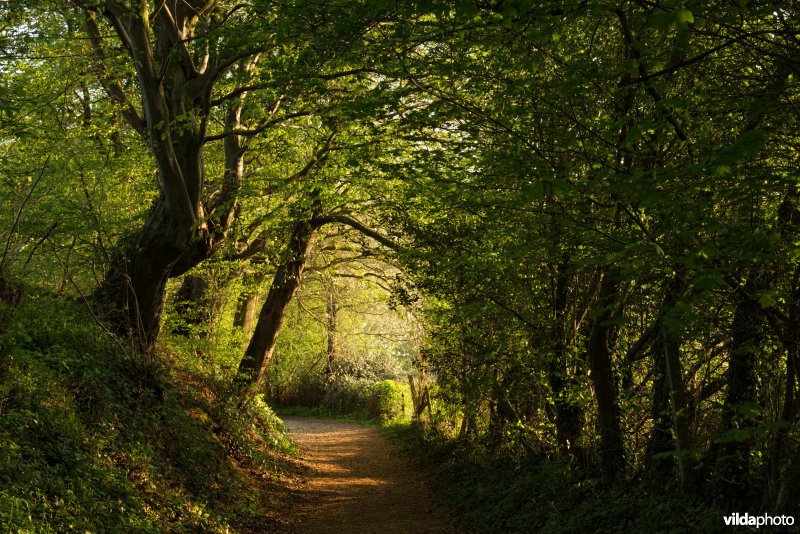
[281,416,461,533]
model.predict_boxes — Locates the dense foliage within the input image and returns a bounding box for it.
[1,0,800,531]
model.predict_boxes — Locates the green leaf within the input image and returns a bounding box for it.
[648,11,674,31]
[455,1,479,18]
[692,270,725,291]
[675,9,694,25]
[757,293,776,309]
[717,428,752,444]
[521,182,544,201]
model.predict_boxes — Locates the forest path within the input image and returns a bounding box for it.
[279,416,461,533]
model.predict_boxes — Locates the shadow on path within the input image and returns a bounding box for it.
[280,416,462,533]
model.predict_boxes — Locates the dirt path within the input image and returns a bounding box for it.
[280,416,462,533]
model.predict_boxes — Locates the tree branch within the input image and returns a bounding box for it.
[203,111,312,142]
[82,9,146,135]
[311,214,401,251]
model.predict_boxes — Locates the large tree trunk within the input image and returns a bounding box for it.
[98,196,195,355]
[83,5,253,358]
[235,218,317,396]
[169,97,248,279]
[587,270,625,483]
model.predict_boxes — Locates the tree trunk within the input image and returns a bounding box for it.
[235,218,317,396]
[716,279,763,504]
[234,287,261,337]
[646,335,673,486]
[408,374,431,420]
[97,196,195,356]
[83,7,255,358]
[651,277,695,489]
[770,272,800,512]
[325,283,338,377]
[168,100,247,279]
[772,336,799,514]
[587,270,625,483]
[771,189,800,508]
[661,326,694,489]
[547,259,584,455]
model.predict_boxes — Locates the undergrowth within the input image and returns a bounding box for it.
[380,421,725,533]
[0,291,293,532]
[274,377,412,424]
[275,405,371,422]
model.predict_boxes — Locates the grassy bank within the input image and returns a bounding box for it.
[0,292,293,532]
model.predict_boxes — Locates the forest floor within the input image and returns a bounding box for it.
[276,416,462,533]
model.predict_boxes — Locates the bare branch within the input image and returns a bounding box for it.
[209,49,263,82]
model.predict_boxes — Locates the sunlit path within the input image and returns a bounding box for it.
[280,417,461,533]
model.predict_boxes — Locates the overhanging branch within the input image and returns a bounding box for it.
[311,214,401,252]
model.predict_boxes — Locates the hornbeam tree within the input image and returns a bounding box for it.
[235,204,401,397]
[70,0,374,354]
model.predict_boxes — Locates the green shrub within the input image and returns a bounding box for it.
[273,373,412,422]
[0,321,156,532]
[367,379,411,422]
